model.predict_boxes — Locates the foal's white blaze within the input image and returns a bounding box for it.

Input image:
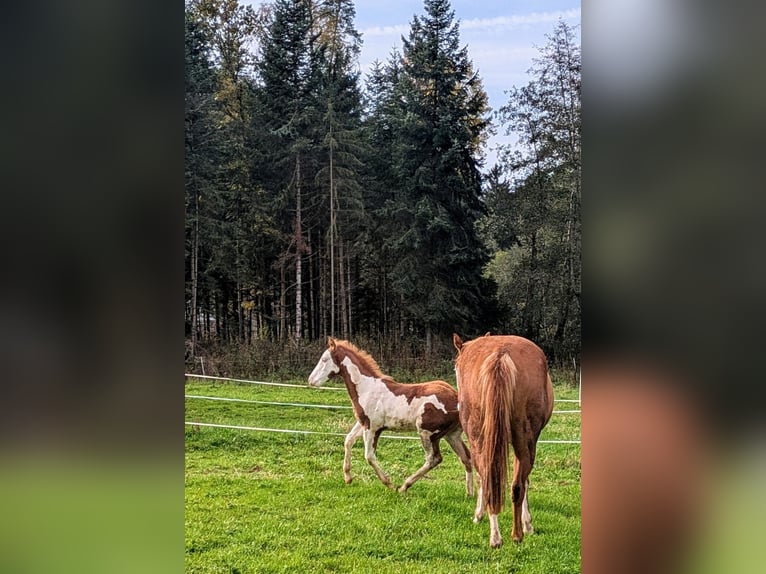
[308,349,339,387]
[341,357,447,430]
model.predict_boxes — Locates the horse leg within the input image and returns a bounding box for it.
[444,428,473,497]
[399,432,442,493]
[473,469,486,523]
[521,478,533,534]
[521,441,538,534]
[510,453,532,543]
[486,466,503,547]
[362,427,394,489]
[343,421,364,484]
[489,513,502,548]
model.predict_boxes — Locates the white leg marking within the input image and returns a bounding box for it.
[489,514,503,548]
[522,478,534,534]
[473,480,485,523]
[343,421,363,484]
[362,428,393,488]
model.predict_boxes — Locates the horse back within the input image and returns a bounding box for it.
[385,379,459,412]
[456,335,553,429]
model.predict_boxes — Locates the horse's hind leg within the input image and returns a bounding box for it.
[399,432,443,493]
[521,441,538,533]
[444,428,473,497]
[510,453,532,543]
[343,421,364,484]
[521,478,533,534]
[473,470,486,523]
[362,427,394,489]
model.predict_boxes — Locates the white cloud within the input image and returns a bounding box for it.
[461,8,580,31]
[360,8,580,38]
[360,24,410,37]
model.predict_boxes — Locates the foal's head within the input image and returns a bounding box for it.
[308,337,342,387]
[308,337,386,387]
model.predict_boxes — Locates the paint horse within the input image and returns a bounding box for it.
[453,333,554,548]
[308,337,473,494]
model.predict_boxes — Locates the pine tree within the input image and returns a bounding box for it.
[312,0,365,339]
[257,0,322,342]
[390,0,493,351]
[185,6,219,355]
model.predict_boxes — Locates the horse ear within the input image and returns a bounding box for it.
[327,337,336,350]
[452,333,464,351]
[484,331,491,337]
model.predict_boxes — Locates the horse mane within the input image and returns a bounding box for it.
[333,339,389,380]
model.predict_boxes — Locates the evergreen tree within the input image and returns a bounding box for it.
[313,0,365,339]
[257,0,322,342]
[358,50,418,343]
[391,0,493,351]
[185,6,220,355]
[186,0,276,345]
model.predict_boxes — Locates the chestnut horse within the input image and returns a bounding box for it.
[308,337,473,494]
[453,333,554,548]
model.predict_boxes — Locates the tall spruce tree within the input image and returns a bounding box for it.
[257,0,322,342]
[392,0,493,351]
[313,0,365,339]
[185,6,219,355]
[186,0,273,345]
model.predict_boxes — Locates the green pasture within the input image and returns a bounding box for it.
[185,376,581,573]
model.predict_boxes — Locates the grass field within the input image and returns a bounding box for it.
[185,374,581,573]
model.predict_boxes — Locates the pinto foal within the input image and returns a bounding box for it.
[308,337,473,494]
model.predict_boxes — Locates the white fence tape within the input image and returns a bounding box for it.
[185,394,579,414]
[185,373,581,444]
[185,421,581,444]
[185,394,353,410]
[185,373,345,390]
[185,373,581,402]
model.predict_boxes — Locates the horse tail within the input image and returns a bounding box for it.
[479,350,516,513]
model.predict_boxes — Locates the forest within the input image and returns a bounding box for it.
[185,0,581,371]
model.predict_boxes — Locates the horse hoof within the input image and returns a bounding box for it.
[490,538,503,548]
[398,485,410,494]
[344,476,352,484]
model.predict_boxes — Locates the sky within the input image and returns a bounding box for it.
[248,0,581,169]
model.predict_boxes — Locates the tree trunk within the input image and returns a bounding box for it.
[190,194,199,356]
[295,155,303,343]
[339,239,348,338]
[308,232,315,339]
[329,125,336,337]
[236,275,243,342]
[523,230,538,340]
[347,249,352,338]
[320,242,327,339]
[279,256,286,341]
